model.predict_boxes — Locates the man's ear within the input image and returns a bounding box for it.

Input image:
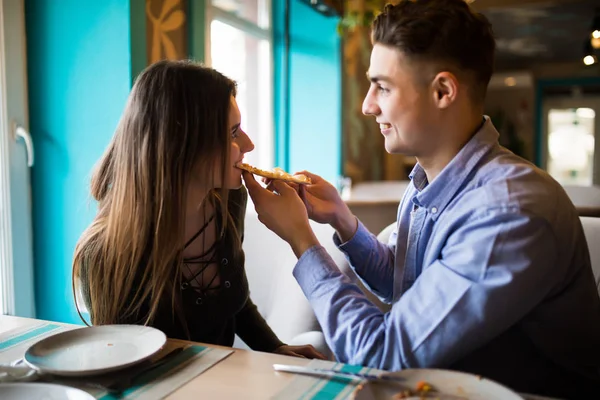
[431,71,458,109]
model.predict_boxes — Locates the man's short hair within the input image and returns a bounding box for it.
[372,0,495,103]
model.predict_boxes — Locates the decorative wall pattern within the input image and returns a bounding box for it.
[146,0,188,64]
[342,0,383,183]
[341,0,408,182]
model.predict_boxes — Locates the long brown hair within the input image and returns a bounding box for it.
[73,60,239,326]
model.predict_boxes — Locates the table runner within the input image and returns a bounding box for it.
[0,320,233,399]
[271,359,366,400]
[271,359,561,400]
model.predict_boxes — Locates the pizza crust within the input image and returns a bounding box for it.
[236,162,312,185]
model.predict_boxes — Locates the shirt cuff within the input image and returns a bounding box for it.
[333,218,371,250]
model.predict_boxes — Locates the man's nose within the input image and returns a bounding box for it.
[362,91,380,116]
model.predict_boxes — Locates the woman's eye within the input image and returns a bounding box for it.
[231,126,240,138]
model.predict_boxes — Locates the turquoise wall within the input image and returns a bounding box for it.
[25,0,133,323]
[23,0,340,323]
[188,0,207,61]
[273,0,290,170]
[274,1,341,184]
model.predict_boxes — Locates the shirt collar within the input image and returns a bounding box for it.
[408,116,499,220]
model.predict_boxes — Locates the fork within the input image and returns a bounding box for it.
[273,364,406,384]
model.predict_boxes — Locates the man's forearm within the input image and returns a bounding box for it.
[290,229,320,259]
[332,206,358,243]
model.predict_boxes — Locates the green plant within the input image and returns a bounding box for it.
[337,0,387,35]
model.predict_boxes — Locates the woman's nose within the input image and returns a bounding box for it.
[241,131,255,153]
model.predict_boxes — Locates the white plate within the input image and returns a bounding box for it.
[351,369,523,400]
[0,383,95,400]
[24,325,167,377]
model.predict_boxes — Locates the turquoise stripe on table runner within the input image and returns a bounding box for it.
[272,360,377,400]
[306,364,366,400]
[0,323,62,352]
[295,362,344,400]
[97,345,209,400]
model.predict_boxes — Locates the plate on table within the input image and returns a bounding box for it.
[351,368,523,400]
[0,383,95,400]
[24,325,167,377]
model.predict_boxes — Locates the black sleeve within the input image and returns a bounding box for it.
[230,187,285,352]
[235,296,285,352]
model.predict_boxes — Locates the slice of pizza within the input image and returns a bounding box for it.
[236,162,312,185]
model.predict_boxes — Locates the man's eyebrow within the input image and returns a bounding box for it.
[366,72,393,84]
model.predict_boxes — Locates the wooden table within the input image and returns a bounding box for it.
[167,340,308,399]
[0,315,311,399]
[0,315,559,400]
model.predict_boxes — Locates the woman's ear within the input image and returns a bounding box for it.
[431,71,458,109]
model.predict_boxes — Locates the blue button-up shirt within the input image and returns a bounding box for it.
[293,118,600,397]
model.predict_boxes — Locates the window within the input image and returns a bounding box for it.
[206,0,273,171]
[0,0,35,317]
[542,97,600,186]
[547,108,595,186]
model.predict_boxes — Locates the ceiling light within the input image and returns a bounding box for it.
[583,55,597,65]
[590,10,600,49]
[583,39,597,65]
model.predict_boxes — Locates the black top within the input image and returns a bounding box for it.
[81,187,284,352]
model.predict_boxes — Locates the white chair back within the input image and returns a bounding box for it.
[579,217,600,294]
[239,211,345,354]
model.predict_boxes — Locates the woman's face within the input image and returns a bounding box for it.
[221,96,254,189]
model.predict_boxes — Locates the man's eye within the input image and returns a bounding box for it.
[377,85,389,93]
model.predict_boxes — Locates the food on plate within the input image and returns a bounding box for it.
[392,380,439,399]
[236,162,312,185]
[416,381,433,392]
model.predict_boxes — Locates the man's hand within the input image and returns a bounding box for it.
[295,171,358,243]
[243,171,320,258]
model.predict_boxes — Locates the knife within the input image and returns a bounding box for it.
[273,364,406,384]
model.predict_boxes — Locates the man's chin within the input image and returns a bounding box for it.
[385,140,414,156]
[384,141,403,154]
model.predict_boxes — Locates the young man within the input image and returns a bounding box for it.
[243,0,600,397]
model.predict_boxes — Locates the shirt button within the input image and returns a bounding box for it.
[195,297,203,305]
[431,207,438,214]
[221,258,229,266]
[180,282,189,291]
[224,281,231,289]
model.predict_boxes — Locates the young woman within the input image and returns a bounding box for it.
[72,60,324,359]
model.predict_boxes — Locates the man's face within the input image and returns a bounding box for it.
[362,44,436,156]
